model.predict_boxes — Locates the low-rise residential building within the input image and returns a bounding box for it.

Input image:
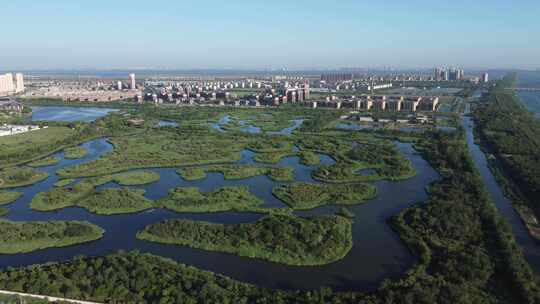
[0,98,24,113]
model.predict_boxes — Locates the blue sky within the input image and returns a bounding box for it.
[1,0,539,70]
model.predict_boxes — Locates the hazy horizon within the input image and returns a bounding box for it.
[1,0,539,70]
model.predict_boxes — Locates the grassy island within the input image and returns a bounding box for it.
[313,143,416,183]
[64,147,88,159]
[53,178,76,187]
[113,171,160,186]
[0,191,22,205]
[78,188,153,215]
[0,220,103,254]
[137,215,353,266]
[56,130,248,178]
[177,167,207,181]
[177,165,294,182]
[273,182,377,210]
[0,167,49,189]
[299,151,321,166]
[31,181,95,211]
[27,156,60,167]
[158,186,262,213]
[32,178,152,215]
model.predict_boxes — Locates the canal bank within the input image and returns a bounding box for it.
[463,116,540,272]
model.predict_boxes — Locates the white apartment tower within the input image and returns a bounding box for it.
[129,73,136,90]
[15,73,24,93]
[0,73,15,96]
[482,73,489,83]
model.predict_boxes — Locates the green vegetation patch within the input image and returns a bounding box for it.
[78,188,153,215]
[27,156,60,167]
[336,207,356,219]
[31,180,95,211]
[53,178,76,187]
[177,165,294,182]
[0,208,8,217]
[137,215,353,266]
[299,151,320,166]
[0,191,22,205]
[64,147,88,159]
[158,186,262,213]
[177,167,207,181]
[273,182,377,210]
[0,220,103,254]
[0,167,48,189]
[57,129,248,178]
[0,127,76,168]
[0,251,268,303]
[113,171,160,186]
[248,137,295,153]
[313,143,416,183]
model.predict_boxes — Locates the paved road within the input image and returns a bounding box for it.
[0,290,101,304]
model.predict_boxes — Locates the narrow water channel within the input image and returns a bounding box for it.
[463,116,540,272]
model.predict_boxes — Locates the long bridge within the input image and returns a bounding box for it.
[506,87,540,92]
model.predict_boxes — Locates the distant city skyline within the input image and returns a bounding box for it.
[1,0,539,70]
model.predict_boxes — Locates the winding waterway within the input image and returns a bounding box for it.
[0,107,443,291]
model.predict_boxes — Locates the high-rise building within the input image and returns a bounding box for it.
[15,73,24,93]
[129,73,136,90]
[303,81,310,100]
[481,73,489,83]
[0,73,15,96]
[117,81,123,90]
[434,68,444,81]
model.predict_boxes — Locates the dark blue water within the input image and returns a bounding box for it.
[517,71,540,118]
[0,135,439,291]
[31,106,118,122]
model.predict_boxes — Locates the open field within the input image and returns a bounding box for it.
[0,127,76,168]
[137,215,353,266]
